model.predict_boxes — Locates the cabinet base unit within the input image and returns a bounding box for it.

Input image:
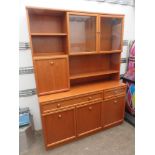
[40,81,126,149]
[26,7,126,149]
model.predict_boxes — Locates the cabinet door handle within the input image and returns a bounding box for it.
[58,114,62,118]
[88,97,92,100]
[89,106,92,110]
[57,104,61,108]
[50,61,54,65]
[114,100,118,103]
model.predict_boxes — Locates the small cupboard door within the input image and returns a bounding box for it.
[76,101,102,137]
[34,57,69,95]
[102,96,125,128]
[42,107,76,148]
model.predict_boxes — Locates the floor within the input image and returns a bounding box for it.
[20,121,135,155]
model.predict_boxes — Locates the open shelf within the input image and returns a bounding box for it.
[70,70,119,80]
[32,36,68,55]
[31,33,67,36]
[69,54,120,84]
[28,10,67,33]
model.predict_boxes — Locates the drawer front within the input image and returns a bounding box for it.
[104,87,126,99]
[41,92,103,113]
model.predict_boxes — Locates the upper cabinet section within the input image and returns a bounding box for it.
[68,13,97,55]
[26,7,124,56]
[99,16,123,53]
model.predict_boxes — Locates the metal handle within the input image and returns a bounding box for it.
[88,97,92,100]
[50,61,54,65]
[114,100,118,103]
[114,91,118,93]
[89,106,92,110]
[57,104,61,108]
[58,114,62,118]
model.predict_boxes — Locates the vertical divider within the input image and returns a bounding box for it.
[66,12,71,55]
[121,16,124,52]
[96,15,100,53]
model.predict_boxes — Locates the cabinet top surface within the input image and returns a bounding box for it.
[26,6,124,17]
[39,81,126,104]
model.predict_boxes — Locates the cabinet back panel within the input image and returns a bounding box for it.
[29,13,66,33]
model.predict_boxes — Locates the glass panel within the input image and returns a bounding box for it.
[69,15,96,53]
[100,17,122,51]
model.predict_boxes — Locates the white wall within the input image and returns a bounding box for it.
[19,0,135,130]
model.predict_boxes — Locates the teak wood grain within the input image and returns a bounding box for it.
[26,7,126,150]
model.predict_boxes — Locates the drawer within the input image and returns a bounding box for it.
[104,87,126,99]
[41,92,103,113]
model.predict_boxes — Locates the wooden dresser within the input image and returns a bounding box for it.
[26,7,126,149]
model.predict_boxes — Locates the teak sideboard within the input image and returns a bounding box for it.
[26,7,127,149]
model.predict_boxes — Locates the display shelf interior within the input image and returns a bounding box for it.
[69,15,97,53]
[100,17,122,51]
[69,54,120,81]
[28,10,67,33]
[32,36,68,56]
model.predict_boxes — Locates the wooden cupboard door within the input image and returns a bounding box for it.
[52,58,69,91]
[34,59,54,95]
[34,57,69,95]
[102,96,125,127]
[42,107,76,148]
[76,101,102,137]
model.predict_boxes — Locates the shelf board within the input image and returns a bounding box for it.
[31,33,67,36]
[69,51,97,56]
[33,54,68,60]
[100,50,121,54]
[70,70,119,80]
[69,50,121,56]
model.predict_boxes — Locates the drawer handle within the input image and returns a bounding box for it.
[58,114,62,118]
[50,61,54,65]
[89,106,92,110]
[57,104,61,108]
[114,100,118,103]
[88,97,92,100]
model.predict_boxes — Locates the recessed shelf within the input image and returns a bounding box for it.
[70,70,119,80]
[31,33,67,36]
[32,36,67,55]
